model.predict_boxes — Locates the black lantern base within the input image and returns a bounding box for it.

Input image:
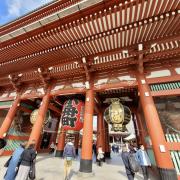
[158,167,177,180]
[55,150,63,157]
[105,152,111,158]
[79,159,92,173]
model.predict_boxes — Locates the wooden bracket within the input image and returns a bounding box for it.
[81,57,90,81]
[8,75,21,92]
[38,67,51,88]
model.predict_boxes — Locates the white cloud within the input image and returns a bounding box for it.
[5,0,53,23]
[7,0,22,17]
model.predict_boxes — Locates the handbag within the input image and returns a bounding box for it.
[66,157,72,161]
[29,160,36,180]
[128,153,139,173]
[4,156,12,167]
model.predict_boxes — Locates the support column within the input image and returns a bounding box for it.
[104,122,111,158]
[137,72,177,179]
[0,95,21,138]
[74,133,79,155]
[132,113,139,145]
[97,111,105,152]
[79,89,94,173]
[28,86,51,147]
[55,128,66,157]
[134,110,146,146]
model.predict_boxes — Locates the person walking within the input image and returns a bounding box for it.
[121,145,135,180]
[97,146,104,166]
[4,142,27,180]
[15,141,36,180]
[49,141,55,154]
[63,140,76,180]
[136,144,151,180]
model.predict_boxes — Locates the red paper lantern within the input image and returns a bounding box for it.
[61,99,84,133]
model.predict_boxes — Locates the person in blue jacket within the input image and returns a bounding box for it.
[63,139,76,180]
[136,144,151,180]
[4,142,27,180]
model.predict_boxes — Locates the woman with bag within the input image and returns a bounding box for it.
[97,146,104,167]
[4,142,27,180]
[15,141,36,180]
[63,140,76,180]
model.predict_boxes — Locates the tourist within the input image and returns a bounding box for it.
[112,144,115,152]
[63,139,76,180]
[136,144,151,180]
[97,146,104,166]
[0,138,6,156]
[121,145,135,180]
[49,141,55,154]
[92,141,97,160]
[15,141,36,180]
[4,142,27,180]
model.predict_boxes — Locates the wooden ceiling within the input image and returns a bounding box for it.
[0,0,179,89]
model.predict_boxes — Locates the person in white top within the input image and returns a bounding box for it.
[49,141,55,154]
[97,146,104,166]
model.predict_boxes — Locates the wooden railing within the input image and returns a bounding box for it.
[165,133,180,175]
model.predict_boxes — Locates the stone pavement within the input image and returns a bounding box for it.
[0,152,158,180]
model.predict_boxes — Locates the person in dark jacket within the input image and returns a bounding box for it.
[63,140,76,180]
[121,145,135,180]
[15,141,36,180]
[4,142,27,180]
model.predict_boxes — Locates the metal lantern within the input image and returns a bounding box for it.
[61,99,84,133]
[30,109,50,125]
[104,98,131,132]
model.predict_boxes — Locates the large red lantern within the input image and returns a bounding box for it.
[61,99,84,133]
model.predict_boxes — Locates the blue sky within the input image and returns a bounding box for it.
[0,0,53,25]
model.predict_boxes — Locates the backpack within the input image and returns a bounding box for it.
[128,153,139,173]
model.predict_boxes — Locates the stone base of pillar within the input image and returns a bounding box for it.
[76,149,78,155]
[77,171,94,178]
[79,159,92,173]
[105,152,111,158]
[158,167,177,180]
[55,150,63,157]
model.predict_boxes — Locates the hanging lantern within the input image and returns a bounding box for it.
[61,99,84,133]
[30,109,50,125]
[104,98,131,132]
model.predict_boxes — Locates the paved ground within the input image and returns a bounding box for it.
[0,152,158,180]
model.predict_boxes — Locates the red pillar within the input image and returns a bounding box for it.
[74,133,79,155]
[97,111,105,152]
[104,121,111,158]
[55,128,66,157]
[28,87,51,147]
[0,95,21,138]
[137,72,177,179]
[80,89,94,173]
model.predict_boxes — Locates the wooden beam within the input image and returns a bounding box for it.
[51,88,86,96]
[166,142,180,151]
[146,74,180,84]
[94,81,137,92]
[0,97,14,102]
[151,89,180,97]
[21,93,44,100]
[19,106,33,113]
[48,103,61,114]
